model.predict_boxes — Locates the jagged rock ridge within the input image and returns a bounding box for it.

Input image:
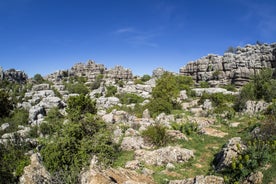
[180,43,276,86]
[46,60,133,83]
[0,67,28,84]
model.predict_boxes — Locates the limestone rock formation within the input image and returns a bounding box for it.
[214,137,246,171]
[19,153,51,184]
[0,67,28,83]
[135,146,194,166]
[180,43,276,86]
[106,65,133,80]
[169,175,224,184]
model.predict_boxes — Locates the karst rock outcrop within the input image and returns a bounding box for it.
[180,43,276,86]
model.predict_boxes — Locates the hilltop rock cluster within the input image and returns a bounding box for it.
[180,43,276,86]
[46,60,133,83]
[0,67,28,83]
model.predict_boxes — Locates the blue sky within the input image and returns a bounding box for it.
[0,0,276,77]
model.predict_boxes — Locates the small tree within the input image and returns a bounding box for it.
[33,74,45,84]
[0,90,13,118]
[66,95,96,121]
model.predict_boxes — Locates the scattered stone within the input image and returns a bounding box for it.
[166,130,188,141]
[166,163,175,171]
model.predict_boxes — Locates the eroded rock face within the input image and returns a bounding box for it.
[214,137,246,171]
[19,153,51,184]
[180,43,276,86]
[244,100,269,115]
[169,175,224,184]
[81,167,156,184]
[135,146,194,166]
[0,67,28,83]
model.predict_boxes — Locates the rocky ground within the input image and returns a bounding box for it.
[1,43,276,184]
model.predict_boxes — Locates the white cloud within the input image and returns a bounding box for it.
[113,27,160,48]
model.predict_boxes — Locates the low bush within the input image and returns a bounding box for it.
[142,124,170,147]
[105,85,117,97]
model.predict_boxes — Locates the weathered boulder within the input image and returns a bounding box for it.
[192,88,236,97]
[135,146,194,166]
[96,96,120,110]
[120,136,147,151]
[32,84,50,91]
[152,67,165,78]
[242,171,263,184]
[169,175,224,184]
[39,96,65,109]
[214,137,246,171]
[28,105,46,123]
[80,157,155,184]
[244,100,269,115]
[19,153,51,184]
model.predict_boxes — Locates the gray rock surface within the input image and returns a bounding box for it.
[0,68,28,83]
[244,100,269,115]
[120,136,146,151]
[180,43,276,86]
[214,137,246,171]
[135,146,194,166]
[169,175,224,184]
[19,153,51,184]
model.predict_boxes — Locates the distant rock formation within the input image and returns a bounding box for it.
[180,43,276,86]
[46,60,133,82]
[0,67,28,83]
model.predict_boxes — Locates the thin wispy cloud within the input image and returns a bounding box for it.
[115,27,136,34]
[114,27,160,48]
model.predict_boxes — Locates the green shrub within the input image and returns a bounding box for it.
[105,85,117,97]
[40,116,119,181]
[141,74,151,82]
[0,90,13,118]
[66,94,96,121]
[171,122,198,135]
[199,81,210,88]
[66,82,89,95]
[142,124,170,147]
[33,73,45,84]
[91,74,103,90]
[199,92,235,107]
[117,93,144,104]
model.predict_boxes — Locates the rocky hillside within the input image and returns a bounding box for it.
[0,43,276,184]
[180,43,276,86]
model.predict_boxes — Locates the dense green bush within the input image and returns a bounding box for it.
[105,85,117,97]
[116,93,144,104]
[33,74,45,84]
[0,90,13,118]
[65,82,89,95]
[142,124,170,147]
[199,92,235,107]
[40,115,119,182]
[234,68,276,111]
[0,135,31,183]
[66,94,96,121]
[141,74,151,82]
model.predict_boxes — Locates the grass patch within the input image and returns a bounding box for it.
[262,153,276,184]
[112,151,135,168]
